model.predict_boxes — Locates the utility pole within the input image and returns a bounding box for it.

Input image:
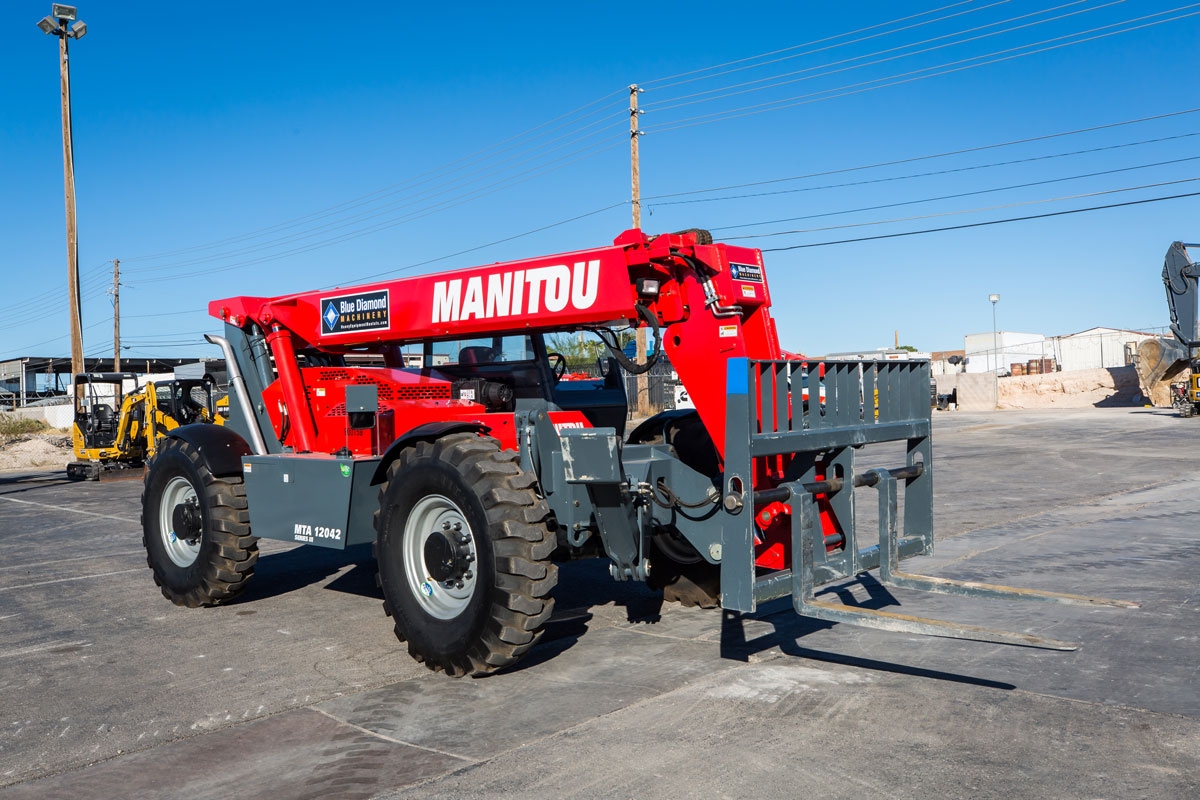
[38,5,88,387]
[111,258,120,371]
[630,84,649,415]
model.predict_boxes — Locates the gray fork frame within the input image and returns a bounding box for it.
[720,357,933,614]
[718,357,1133,650]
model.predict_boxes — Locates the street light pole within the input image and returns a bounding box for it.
[38,4,88,386]
[989,293,1000,409]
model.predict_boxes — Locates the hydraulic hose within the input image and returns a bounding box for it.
[602,304,661,375]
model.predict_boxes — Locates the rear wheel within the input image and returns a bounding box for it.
[141,438,258,607]
[374,433,557,677]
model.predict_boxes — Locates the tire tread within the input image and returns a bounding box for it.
[141,438,259,608]
[375,433,556,677]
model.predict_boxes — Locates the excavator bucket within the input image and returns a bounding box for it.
[1134,336,1191,407]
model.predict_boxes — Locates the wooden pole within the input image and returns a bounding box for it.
[59,30,85,386]
[630,84,649,415]
[630,84,641,229]
[112,258,120,371]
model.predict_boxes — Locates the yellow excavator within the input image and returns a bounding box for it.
[67,373,221,480]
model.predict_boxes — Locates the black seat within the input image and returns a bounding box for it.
[88,403,117,447]
[93,404,114,426]
[458,346,498,365]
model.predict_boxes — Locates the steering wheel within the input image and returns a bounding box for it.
[547,353,568,382]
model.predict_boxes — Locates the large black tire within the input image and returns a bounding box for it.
[373,433,557,677]
[141,438,258,607]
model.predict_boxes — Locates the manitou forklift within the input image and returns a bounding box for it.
[140,229,1133,675]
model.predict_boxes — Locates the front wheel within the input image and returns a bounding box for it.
[141,438,258,607]
[374,433,557,677]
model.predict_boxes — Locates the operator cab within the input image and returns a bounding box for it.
[73,373,137,450]
[408,331,628,436]
[154,378,217,426]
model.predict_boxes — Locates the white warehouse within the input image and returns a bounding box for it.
[963,331,1050,374]
[1046,327,1157,372]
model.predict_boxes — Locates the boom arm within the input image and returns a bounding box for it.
[209,229,786,455]
[1163,241,1200,351]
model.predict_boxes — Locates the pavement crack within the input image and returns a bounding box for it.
[308,708,477,763]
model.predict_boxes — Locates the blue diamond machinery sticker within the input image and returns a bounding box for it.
[323,302,340,331]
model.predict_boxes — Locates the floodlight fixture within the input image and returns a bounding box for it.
[70,20,87,39]
[37,15,58,33]
[989,293,1000,304]
[52,4,77,20]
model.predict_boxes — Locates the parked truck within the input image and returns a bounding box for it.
[140,229,1131,676]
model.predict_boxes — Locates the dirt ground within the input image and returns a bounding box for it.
[0,432,72,472]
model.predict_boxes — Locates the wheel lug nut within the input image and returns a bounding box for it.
[442,521,451,530]
[453,522,462,531]
[463,571,473,580]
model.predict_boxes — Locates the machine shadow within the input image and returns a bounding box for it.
[234,545,1013,689]
[0,471,73,490]
[235,542,381,603]
[502,558,668,673]
[719,573,1017,691]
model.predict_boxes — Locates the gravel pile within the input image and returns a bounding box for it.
[0,433,72,472]
[997,367,1141,409]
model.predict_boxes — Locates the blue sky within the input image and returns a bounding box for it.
[3,0,1199,361]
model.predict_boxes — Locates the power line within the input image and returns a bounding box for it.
[656,130,1200,209]
[643,106,1200,202]
[725,176,1200,240]
[337,200,630,286]
[122,127,627,277]
[650,5,1200,133]
[132,140,628,284]
[711,154,1200,232]
[646,0,1112,111]
[122,309,206,319]
[757,188,1200,251]
[118,93,627,267]
[1,319,108,361]
[640,0,994,89]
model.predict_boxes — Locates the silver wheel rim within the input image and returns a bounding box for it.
[159,475,201,568]
[403,494,478,620]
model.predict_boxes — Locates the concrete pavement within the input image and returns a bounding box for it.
[1,407,1197,798]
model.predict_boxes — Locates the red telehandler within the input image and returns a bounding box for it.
[140,229,1133,676]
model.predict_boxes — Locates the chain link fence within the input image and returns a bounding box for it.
[565,359,681,416]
